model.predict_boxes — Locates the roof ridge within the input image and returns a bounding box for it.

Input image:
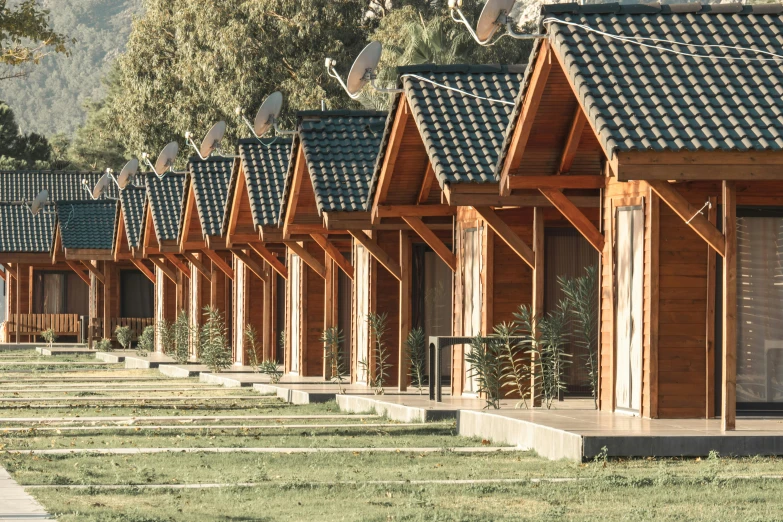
[541,2,783,16]
[396,63,526,75]
[296,110,387,119]
[237,137,293,145]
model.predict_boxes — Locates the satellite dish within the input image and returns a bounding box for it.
[199,121,226,158]
[254,92,283,137]
[346,41,382,96]
[93,173,111,199]
[154,142,179,175]
[117,158,139,189]
[476,0,515,42]
[30,190,48,216]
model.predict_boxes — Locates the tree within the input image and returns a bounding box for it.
[0,0,71,80]
[0,101,53,169]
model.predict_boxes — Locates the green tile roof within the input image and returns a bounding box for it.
[0,171,118,202]
[145,173,186,243]
[119,185,147,250]
[0,203,54,253]
[55,200,118,251]
[189,156,234,238]
[228,138,291,232]
[371,65,524,204]
[504,2,783,163]
[280,111,386,224]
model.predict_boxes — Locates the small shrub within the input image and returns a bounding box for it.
[260,359,282,383]
[96,338,112,352]
[115,325,133,351]
[172,311,190,364]
[494,322,530,409]
[405,327,426,394]
[465,335,505,409]
[321,326,346,394]
[200,306,231,373]
[137,325,154,357]
[41,328,57,348]
[366,312,391,395]
[244,325,261,372]
[157,318,174,355]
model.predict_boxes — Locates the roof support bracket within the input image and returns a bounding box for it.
[182,252,212,280]
[539,188,604,252]
[66,261,91,287]
[131,259,156,284]
[231,249,269,283]
[348,230,402,281]
[473,206,535,270]
[81,261,104,284]
[202,249,235,280]
[149,257,177,284]
[401,216,456,272]
[164,253,192,279]
[248,243,288,280]
[310,234,354,280]
[283,241,326,279]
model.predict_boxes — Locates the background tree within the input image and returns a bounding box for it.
[0,101,54,169]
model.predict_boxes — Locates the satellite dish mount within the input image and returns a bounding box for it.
[185,121,227,160]
[235,91,295,141]
[447,0,545,45]
[82,170,119,200]
[325,41,401,99]
[142,141,180,178]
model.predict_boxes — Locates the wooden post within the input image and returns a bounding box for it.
[102,262,112,342]
[706,196,717,419]
[398,230,412,391]
[531,208,544,406]
[323,257,335,380]
[15,264,19,344]
[721,181,737,431]
[263,261,273,362]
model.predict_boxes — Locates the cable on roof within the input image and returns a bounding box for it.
[542,17,783,63]
[399,73,515,106]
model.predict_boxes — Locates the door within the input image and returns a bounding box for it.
[615,206,644,413]
[289,254,301,374]
[354,244,370,384]
[462,226,482,395]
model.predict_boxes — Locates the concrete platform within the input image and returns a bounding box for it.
[35,346,94,355]
[457,405,783,461]
[199,371,269,387]
[95,350,136,363]
[158,364,205,377]
[0,466,53,520]
[123,353,176,369]
[0,342,84,352]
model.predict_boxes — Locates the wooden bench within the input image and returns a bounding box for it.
[5,314,81,337]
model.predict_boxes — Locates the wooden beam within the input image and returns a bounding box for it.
[66,261,90,287]
[81,261,105,284]
[508,175,606,190]
[375,205,455,218]
[500,39,552,195]
[226,166,245,248]
[232,249,268,283]
[558,107,586,175]
[164,253,191,279]
[721,180,737,432]
[202,249,234,280]
[372,98,410,209]
[539,188,604,252]
[348,230,402,281]
[401,216,456,272]
[283,241,326,279]
[131,259,156,284]
[417,163,436,204]
[0,267,5,282]
[647,180,726,256]
[472,207,535,270]
[282,148,307,235]
[182,252,212,279]
[149,256,177,284]
[248,242,288,280]
[647,192,660,419]
[310,234,354,280]
[531,207,544,406]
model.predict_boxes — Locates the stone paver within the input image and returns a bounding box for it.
[0,467,53,520]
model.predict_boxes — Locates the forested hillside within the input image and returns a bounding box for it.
[2,0,142,137]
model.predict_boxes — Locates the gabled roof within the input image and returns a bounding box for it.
[281,110,386,223]
[370,65,524,204]
[55,200,118,250]
[119,185,147,250]
[229,138,291,232]
[0,203,54,253]
[146,173,186,242]
[189,156,234,238]
[508,2,783,162]
[0,171,117,202]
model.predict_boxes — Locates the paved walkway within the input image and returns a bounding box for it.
[0,467,53,521]
[3,446,518,456]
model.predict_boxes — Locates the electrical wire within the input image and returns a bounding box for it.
[398,73,516,106]
[542,17,783,63]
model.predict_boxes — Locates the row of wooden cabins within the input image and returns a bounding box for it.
[1,3,780,429]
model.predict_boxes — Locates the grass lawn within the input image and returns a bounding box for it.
[3,351,783,521]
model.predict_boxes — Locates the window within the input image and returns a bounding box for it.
[120,270,154,317]
[32,271,89,315]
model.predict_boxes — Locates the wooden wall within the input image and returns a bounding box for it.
[232,255,267,365]
[372,231,402,388]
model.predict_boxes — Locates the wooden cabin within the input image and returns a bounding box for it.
[279,111,386,381]
[496,3,783,428]
[178,156,236,356]
[143,172,188,352]
[0,172,111,343]
[223,137,291,365]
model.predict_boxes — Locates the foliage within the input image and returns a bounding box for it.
[321,326,347,394]
[493,322,530,409]
[558,265,599,408]
[514,304,571,410]
[172,311,190,364]
[156,318,174,355]
[114,325,133,350]
[40,327,57,348]
[95,337,112,352]
[360,312,391,395]
[0,0,71,79]
[200,306,231,373]
[465,335,505,409]
[137,325,154,357]
[405,327,426,394]
[244,324,261,372]
[259,359,282,384]
[0,101,54,169]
